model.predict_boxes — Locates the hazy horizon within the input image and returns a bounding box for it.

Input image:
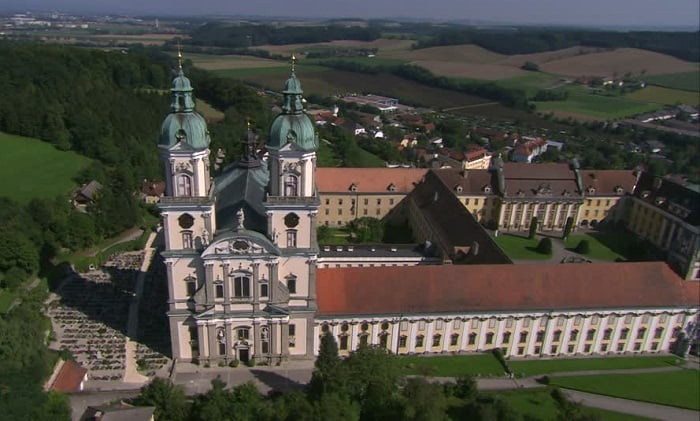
[2,0,699,29]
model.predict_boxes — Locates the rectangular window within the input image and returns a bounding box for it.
[652,342,659,350]
[338,199,343,205]
[636,329,646,340]
[625,315,633,324]
[400,321,408,331]
[416,336,424,347]
[620,329,629,340]
[215,284,224,298]
[364,198,369,205]
[519,332,528,343]
[288,324,296,348]
[450,335,459,346]
[502,332,511,343]
[550,345,558,354]
[584,344,591,353]
[219,342,226,356]
[557,317,565,326]
[471,319,479,329]
[553,331,561,342]
[186,280,196,296]
[377,199,382,205]
[488,319,496,328]
[234,276,250,298]
[591,316,600,325]
[286,230,297,248]
[468,334,476,345]
[418,321,426,330]
[260,283,268,297]
[574,316,582,326]
[522,318,531,328]
[603,330,612,340]
[325,209,329,215]
[436,320,443,330]
[465,198,470,205]
[634,342,641,351]
[338,209,343,215]
[617,343,624,352]
[433,335,441,346]
[363,209,368,215]
[325,198,330,205]
[390,199,394,205]
[340,335,348,350]
[262,341,270,354]
[398,336,407,348]
[567,344,575,353]
[453,319,461,329]
[600,343,608,352]
[536,331,545,342]
[654,328,664,339]
[376,209,381,216]
[182,232,193,249]
[237,328,249,340]
[506,318,513,328]
[518,347,524,355]
[485,332,494,344]
[287,278,297,294]
[570,331,578,341]
[586,330,596,341]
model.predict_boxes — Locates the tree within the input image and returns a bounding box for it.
[453,375,478,402]
[348,217,384,243]
[134,377,189,421]
[521,61,540,71]
[35,391,71,421]
[309,332,341,397]
[313,393,360,421]
[563,217,574,240]
[536,237,552,255]
[528,217,538,239]
[401,377,448,421]
[574,240,590,254]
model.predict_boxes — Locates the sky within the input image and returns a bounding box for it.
[3,0,700,28]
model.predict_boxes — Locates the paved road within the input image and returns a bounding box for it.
[564,390,700,421]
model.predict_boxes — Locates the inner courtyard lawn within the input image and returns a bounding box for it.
[489,388,655,421]
[564,232,637,261]
[550,370,700,410]
[508,355,683,376]
[399,353,505,377]
[0,132,92,203]
[493,234,551,260]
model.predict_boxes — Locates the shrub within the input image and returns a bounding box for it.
[218,361,226,367]
[536,238,552,254]
[574,239,590,254]
[528,217,538,239]
[229,360,239,368]
[245,359,256,367]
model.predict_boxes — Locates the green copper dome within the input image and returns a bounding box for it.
[267,71,318,152]
[159,67,210,150]
[159,112,211,150]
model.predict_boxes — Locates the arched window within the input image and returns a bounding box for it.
[468,332,477,345]
[284,173,299,196]
[233,275,250,298]
[185,275,197,296]
[450,334,460,346]
[619,328,630,340]
[237,328,250,341]
[260,282,268,298]
[432,334,442,347]
[415,335,424,347]
[177,174,192,196]
[399,335,408,348]
[485,332,494,344]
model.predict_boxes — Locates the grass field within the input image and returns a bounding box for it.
[625,86,700,105]
[646,70,700,92]
[564,232,632,261]
[490,388,654,421]
[494,234,552,260]
[399,353,506,377]
[494,72,565,96]
[550,370,700,410]
[509,356,682,377]
[184,53,286,71]
[533,91,662,120]
[0,132,92,203]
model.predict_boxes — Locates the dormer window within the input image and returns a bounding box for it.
[641,191,650,199]
[587,187,596,195]
[455,185,463,193]
[654,197,666,206]
[615,186,624,195]
[388,183,396,192]
[483,185,492,194]
[350,183,357,192]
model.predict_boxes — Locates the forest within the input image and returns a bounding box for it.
[188,23,381,48]
[414,28,700,62]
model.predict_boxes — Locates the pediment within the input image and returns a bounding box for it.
[201,230,279,258]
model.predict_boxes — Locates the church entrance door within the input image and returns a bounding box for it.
[239,348,249,363]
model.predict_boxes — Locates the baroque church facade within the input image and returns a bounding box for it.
[159,61,319,364]
[159,62,699,365]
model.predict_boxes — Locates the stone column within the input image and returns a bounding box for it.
[269,263,278,303]
[253,321,262,360]
[252,263,260,311]
[204,263,214,304]
[225,320,233,359]
[281,320,290,357]
[222,263,230,313]
[307,259,317,310]
[161,212,171,250]
[207,324,218,361]
[306,316,315,358]
[165,261,175,304]
[270,322,279,356]
[169,319,182,360]
[197,323,207,360]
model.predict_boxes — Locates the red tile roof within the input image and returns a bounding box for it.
[580,170,638,196]
[316,168,427,194]
[50,360,87,393]
[317,262,699,316]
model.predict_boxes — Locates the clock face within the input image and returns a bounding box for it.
[284,212,300,228]
[178,214,194,229]
[233,240,249,251]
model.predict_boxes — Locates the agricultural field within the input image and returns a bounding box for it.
[550,370,700,410]
[645,70,700,92]
[254,38,415,57]
[539,48,698,78]
[625,86,700,105]
[533,89,662,120]
[182,53,285,71]
[0,132,92,203]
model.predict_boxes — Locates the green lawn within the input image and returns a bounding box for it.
[0,132,92,203]
[399,353,506,377]
[564,231,639,261]
[646,70,700,92]
[534,91,662,120]
[311,57,408,68]
[625,86,700,105]
[318,227,351,244]
[490,388,655,421]
[211,64,329,78]
[550,370,700,410]
[494,234,551,260]
[495,72,564,96]
[509,356,683,377]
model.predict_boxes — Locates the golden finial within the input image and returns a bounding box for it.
[177,40,183,70]
[290,53,296,73]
